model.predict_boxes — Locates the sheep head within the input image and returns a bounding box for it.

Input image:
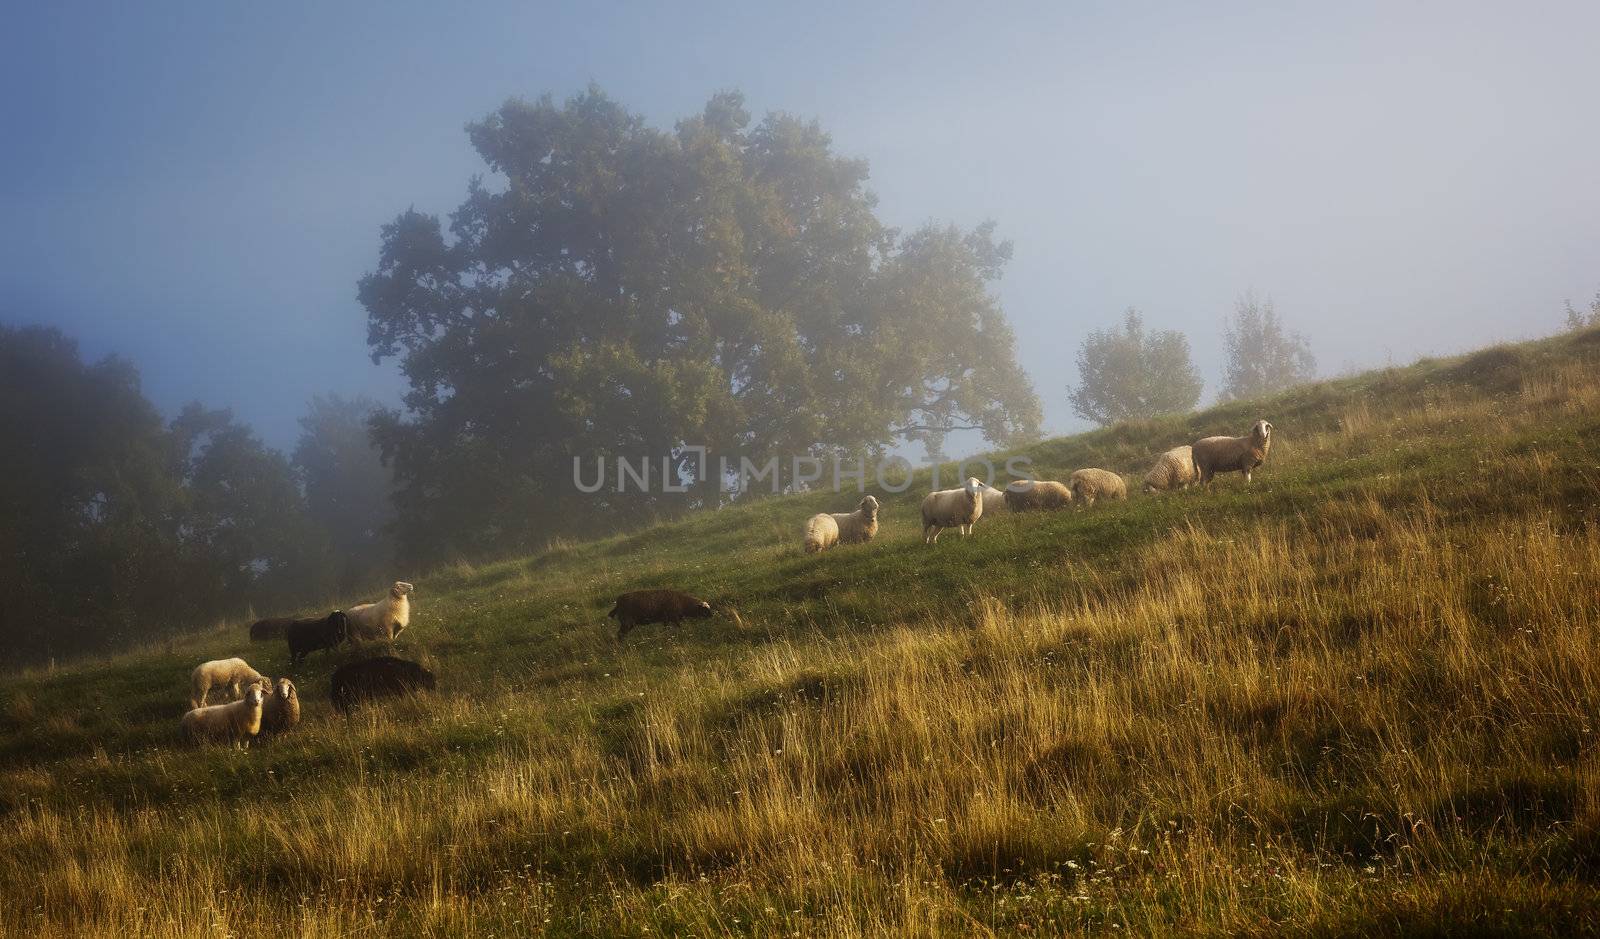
[246,686,265,707]
[1253,420,1273,442]
[328,610,349,641]
[391,581,415,599]
[859,495,879,518]
[691,599,714,619]
[275,678,296,702]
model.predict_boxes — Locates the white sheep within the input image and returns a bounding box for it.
[1192,420,1273,485]
[803,496,880,553]
[1002,479,1074,512]
[920,476,985,544]
[1143,445,1199,493]
[190,657,267,710]
[979,484,1008,518]
[180,684,265,748]
[346,581,414,642]
[1069,468,1128,507]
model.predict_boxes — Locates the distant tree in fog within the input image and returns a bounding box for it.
[1564,291,1600,330]
[361,86,1041,562]
[293,394,395,591]
[0,325,326,663]
[1220,294,1316,402]
[1068,309,1203,426]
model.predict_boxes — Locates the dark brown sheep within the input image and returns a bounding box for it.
[608,589,713,640]
[249,617,295,641]
[331,656,437,714]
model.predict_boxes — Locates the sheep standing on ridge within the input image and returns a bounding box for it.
[1143,445,1199,493]
[180,684,265,747]
[803,496,880,554]
[1069,469,1128,507]
[1002,479,1074,513]
[346,581,414,643]
[609,589,714,640]
[190,657,267,710]
[258,678,300,735]
[1192,420,1273,486]
[920,476,985,543]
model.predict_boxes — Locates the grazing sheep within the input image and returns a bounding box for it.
[287,611,349,666]
[190,657,267,710]
[1143,445,1199,493]
[331,657,437,714]
[180,684,265,747]
[803,496,880,553]
[1069,468,1128,507]
[346,581,414,642]
[1192,420,1274,485]
[608,589,714,640]
[249,617,294,641]
[1002,479,1074,513]
[979,484,1009,518]
[258,678,300,735]
[920,476,985,544]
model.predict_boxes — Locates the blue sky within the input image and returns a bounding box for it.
[4,1,1597,450]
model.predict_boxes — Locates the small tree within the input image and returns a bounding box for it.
[1220,294,1316,402]
[1069,309,1204,427]
[1564,290,1600,331]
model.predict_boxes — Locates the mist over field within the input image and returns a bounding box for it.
[3,3,1600,936]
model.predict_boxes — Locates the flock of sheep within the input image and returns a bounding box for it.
[608,420,1275,642]
[175,420,1275,740]
[806,419,1274,551]
[179,581,435,747]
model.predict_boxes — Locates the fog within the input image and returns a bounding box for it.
[3,1,1596,448]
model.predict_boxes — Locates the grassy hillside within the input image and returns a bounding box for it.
[6,329,1600,936]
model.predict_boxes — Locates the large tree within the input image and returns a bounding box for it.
[1220,294,1316,402]
[1068,309,1203,426]
[361,87,1040,561]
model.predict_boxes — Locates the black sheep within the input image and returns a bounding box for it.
[331,656,436,713]
[249,616,295,641]
[286,610,349,665]
[607,589,713,640]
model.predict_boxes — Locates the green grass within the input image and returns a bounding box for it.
[6,327,1600,936]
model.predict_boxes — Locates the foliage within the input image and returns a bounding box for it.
[361,86,1041,564]
[0,326,330,664]
[1068,308,1203,426]
[1220,293,1317,401]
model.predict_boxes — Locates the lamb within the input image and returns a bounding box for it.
[286,610,349,666]
[258,677,300,735]
[190,657,267,710]
[180,684,265,747]
[331,656,437,714]
[1143,445,1199,493]
[1191,420,1274,485]
[1002,479,1074,513]
[249,617,294,641]
[1069,468,1128,507]
[803,495,880,553]
[345,581,414,643]
[920,476,985,543]
[608,589,715,640]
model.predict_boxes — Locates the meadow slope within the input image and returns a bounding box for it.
[6,330,1600,936]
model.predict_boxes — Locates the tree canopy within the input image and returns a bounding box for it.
[1068,309,1203,427]
[361,87,1040,562]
